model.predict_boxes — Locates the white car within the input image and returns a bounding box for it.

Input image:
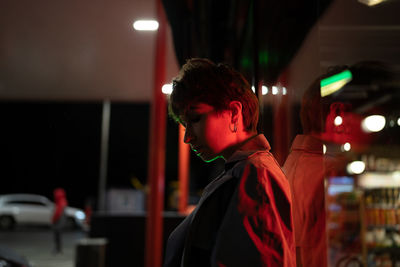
[0,194,86,230]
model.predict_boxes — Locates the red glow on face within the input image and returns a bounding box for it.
[182,103,233,162]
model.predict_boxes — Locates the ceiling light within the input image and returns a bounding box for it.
[272,86,278,95]
[262,85,268,95]
[282,87,287,95]
[133,20,159,31]
[361,115,386,133]
[334,116,343,126]
[347,161,366,175]
[162,84,172,95]
[358,0,387,6]
[343,142,351,152]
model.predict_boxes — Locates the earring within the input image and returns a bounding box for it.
[229,123,237,133]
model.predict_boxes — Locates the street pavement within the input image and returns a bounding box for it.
[0,227,87,267]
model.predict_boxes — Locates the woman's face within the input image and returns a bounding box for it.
[182,103,232,162]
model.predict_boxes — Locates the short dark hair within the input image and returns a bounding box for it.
[169,58,259,132]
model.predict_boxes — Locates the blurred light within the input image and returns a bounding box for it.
[394,171,400,183]
[360,172,400,188]
[251,86,255,93]
[397,117,400,126]
[390,120,395,127]
[282,87,287,95]
[334,116,343,126]
[328,176,354,195]
[272,86,278,95]
[133,20,159,31]
[323,144,327,154]
[75,211,86,220]
[343,142,351,151]
[328,184,354,195]
[162,84,173,95]
[320,70,352,97]
[358,0,387,6]
[262,85,268,95]
[347,161,366,175]
[361,115,386,133]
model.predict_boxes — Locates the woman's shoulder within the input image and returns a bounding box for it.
[246,151,284,175]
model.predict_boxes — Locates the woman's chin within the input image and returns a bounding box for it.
[198,153,221,163]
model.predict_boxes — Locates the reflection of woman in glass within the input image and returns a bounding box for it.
[164,58,295,267]
[52,188,67,254]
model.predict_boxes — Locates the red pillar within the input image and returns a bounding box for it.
[178,124,190,214]
[273,70,291,166]
[145,0,167,266]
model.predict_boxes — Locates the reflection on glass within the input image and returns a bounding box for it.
[361,115,386,133]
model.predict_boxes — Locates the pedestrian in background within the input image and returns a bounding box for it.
[52,188,68,254]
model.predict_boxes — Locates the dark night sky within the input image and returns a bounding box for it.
[0,102,103,208]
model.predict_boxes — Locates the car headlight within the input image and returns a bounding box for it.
[75,211,86,220]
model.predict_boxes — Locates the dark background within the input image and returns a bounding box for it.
[0,101,289,209]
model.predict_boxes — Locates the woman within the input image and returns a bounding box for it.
[164,58,295,267]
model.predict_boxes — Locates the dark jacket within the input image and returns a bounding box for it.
[164,135,296,267]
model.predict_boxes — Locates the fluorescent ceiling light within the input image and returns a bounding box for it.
[272,86,278,95]
[262,85,268,95]
[320,70,352,97]
[358,0,387,6]
[133,20,159,31]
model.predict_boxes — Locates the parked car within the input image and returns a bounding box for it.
[0,194,86,230]
[0,244,31,267]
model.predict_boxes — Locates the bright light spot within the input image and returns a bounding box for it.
[334,116,343,126]
[397,118,400,126]
[358,0,387,6]
[75,211,86,220]
[133,20,159,31]
[251,86,255,93]
[282,87,287,95]
[343,142,351,151]
[361,115,386,133]
[162,84,173,95]
[393,171,400,183]
[323,144,327,154]
[347,161,366,175]
[272,86,278,95]
[262,85,268,95]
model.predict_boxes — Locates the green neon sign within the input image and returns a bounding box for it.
[320,70,352,97]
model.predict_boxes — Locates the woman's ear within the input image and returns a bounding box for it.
[229,101,242,124]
